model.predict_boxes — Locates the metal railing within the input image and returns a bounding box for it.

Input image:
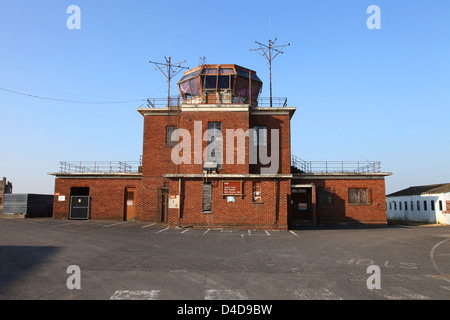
[144,95,288,108]
[59,161,142,174]
[291,155,382,174]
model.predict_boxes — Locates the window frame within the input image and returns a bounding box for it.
[253,125,267,147]
[348,188,370,205]
[165,126,179,146]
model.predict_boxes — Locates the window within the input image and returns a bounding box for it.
[399,201,402,210]
[252,182,262,202]
[411,201,414,211]
[207,122,222,167]
[417,201,420,211]
[202,183,212,213]
[439,200,443,211]
[253,126,267,146]
[405,201,408,210]
[166,126,178,146]
[318,188,332,205]
[394,202,397,210]
[423,201,427,211]
[431,200,435,211]
[348,188,369,205]
[389,202,392,210]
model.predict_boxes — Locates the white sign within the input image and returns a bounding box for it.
[227,196,235,203]
[168,195,180,209]
[58,195,66,202]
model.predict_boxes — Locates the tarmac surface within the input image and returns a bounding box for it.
[0,218,449,301]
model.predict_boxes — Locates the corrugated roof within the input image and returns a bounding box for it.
[387,183,450,197]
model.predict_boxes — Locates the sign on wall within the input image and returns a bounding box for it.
[223,181,242,197]
[169,195,180,209]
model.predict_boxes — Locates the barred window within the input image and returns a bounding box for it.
[348,188,369,204]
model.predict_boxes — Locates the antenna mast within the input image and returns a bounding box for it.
[149,57,189,107]
[250,38,290,107]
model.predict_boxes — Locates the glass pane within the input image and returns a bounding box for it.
[204,76,217,89]
[235,76,249,97]
[202,68,218,75]
[220,68,234,75]
[217,75,230,89]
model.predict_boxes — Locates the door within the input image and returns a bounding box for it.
[290,188,312,222]
[125,188,136,221]
[159,188,169,223]
[70,196,90,220]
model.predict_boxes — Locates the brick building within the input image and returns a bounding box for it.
[49,63,391,229]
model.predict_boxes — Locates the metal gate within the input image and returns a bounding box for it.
[70,196,91,220]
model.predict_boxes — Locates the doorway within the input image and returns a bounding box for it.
[290,185,316,227]
[69,187,90,220]
[125,187,136,221]
[158,188,169,223]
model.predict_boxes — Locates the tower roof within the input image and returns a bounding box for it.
[177,64,262,105]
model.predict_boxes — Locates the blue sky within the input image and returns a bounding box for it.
[0,0,449,195]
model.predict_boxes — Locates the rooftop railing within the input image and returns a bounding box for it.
[58,161,142,174]
[143,95,288,108]
[291,155,382,174]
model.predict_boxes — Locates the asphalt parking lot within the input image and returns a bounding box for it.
[0,218,449,301]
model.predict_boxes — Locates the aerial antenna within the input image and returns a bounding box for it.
[149,57,189,107]
[250,38,290,107]
[199,56,207,66]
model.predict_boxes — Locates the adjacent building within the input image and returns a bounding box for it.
[49,63,391,229]
[0,177,12,214]
[386,183,450,225]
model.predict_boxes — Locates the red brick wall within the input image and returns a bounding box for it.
[53,177,141,221]
[141,110,292,177]
[293,177,387,224]
[250,114,291,174]
[166,178,291,230]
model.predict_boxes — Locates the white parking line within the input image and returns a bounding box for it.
[110,290,160,300]
[142,223,156,228]
[290,230,299,237]
[248,230,251,236]
[203,229,210,235]
[54,220,89,227]
[102,222,127,228]
[181,228,190,233]
[156,227,169,233]
[265,230,270,236]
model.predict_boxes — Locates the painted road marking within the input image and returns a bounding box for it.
[181,228,190,233]
[142,223,156,228]
[54,220,89,227]
[293,288,342,300]
[204,289,249,300]
[248,230,251,236]
[290,230,299,237]
[102,222,127,228]
[265,230,270,236]
[156,227,169,233]
[110,290,160,300]
[380,287,429,300]
[203,229,210,235]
